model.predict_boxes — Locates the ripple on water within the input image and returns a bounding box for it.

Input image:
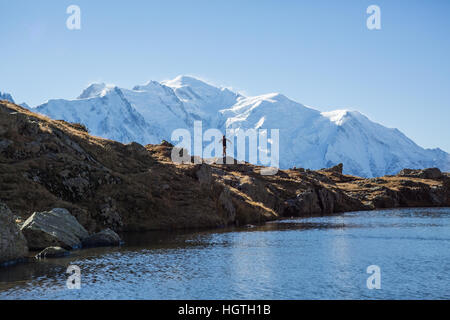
[1,207,450,299]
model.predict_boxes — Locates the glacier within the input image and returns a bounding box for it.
[27,75,450,177]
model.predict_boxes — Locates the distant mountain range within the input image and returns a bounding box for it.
[0,91,28,109]
[0,92,14,103]
[2,76,449,177]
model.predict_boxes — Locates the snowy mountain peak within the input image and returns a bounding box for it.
[32,77,450,177]
[78,83,115,99]
[257,93,292,103]
[158,75,242,121]
[162,75,212,89]
[321,110,363,126]
[162,75,241,100]
[1,91,30,109]
[0,91,15,103]
[132,80,164,92]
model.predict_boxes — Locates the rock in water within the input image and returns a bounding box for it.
[20,208,89,250]
[81,228,122,248]
[35,247,69,259]
[0,203,29,266]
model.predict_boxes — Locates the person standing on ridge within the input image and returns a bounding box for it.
[220,135,232,163]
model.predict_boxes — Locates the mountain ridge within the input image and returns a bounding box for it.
[1,100,450,237]
[4,76,449,177]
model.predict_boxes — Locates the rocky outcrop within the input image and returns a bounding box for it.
[20,208,89,250]
[284,189,322,216]
[370,188,400,208]
[160,140,174,147]
[81,229,122,248]
[35,247,69,259]
[398,168,443,179]
[1,101,449,235]
[195,164,213,187]
[340,172,450,209]
[0,203,28,266]
[283,187,367,217]
[218,187,236,223]
[322,163,344,174]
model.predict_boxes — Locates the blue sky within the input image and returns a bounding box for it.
[1,0,449,152]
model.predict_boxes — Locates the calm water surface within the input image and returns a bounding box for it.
[1,208,450,300]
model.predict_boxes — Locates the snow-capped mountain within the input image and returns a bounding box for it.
[33,76,450,177]
[1,91,30,109]
[0,91,15,103]
[37,86,162,144]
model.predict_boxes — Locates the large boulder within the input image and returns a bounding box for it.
[421,168,443,179]
[283,187,365,217]
[81,228,122,248]
[284,189,322,216]
[20,208,89,250]
[398,168,442,179]
[322,163,344,174]
[0,203,29,266]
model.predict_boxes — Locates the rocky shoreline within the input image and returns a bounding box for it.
[0,204,122,267]
[1,100,450,267]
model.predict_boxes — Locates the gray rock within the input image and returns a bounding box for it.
[0,203,29,266]
[99,198,123,229]
[398,168,442,179]
[82,228,122,248]
[160,140,174,147]
[0,139,12,152]
[20,208,89,250]
[398,168,414,176]
[196,163,213,186]
[422,168,442,179]
[35,247,69,259]
[284,188,338,216]
[218,188,236,223]
[286,189,322,216]
[322,163,344,174]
